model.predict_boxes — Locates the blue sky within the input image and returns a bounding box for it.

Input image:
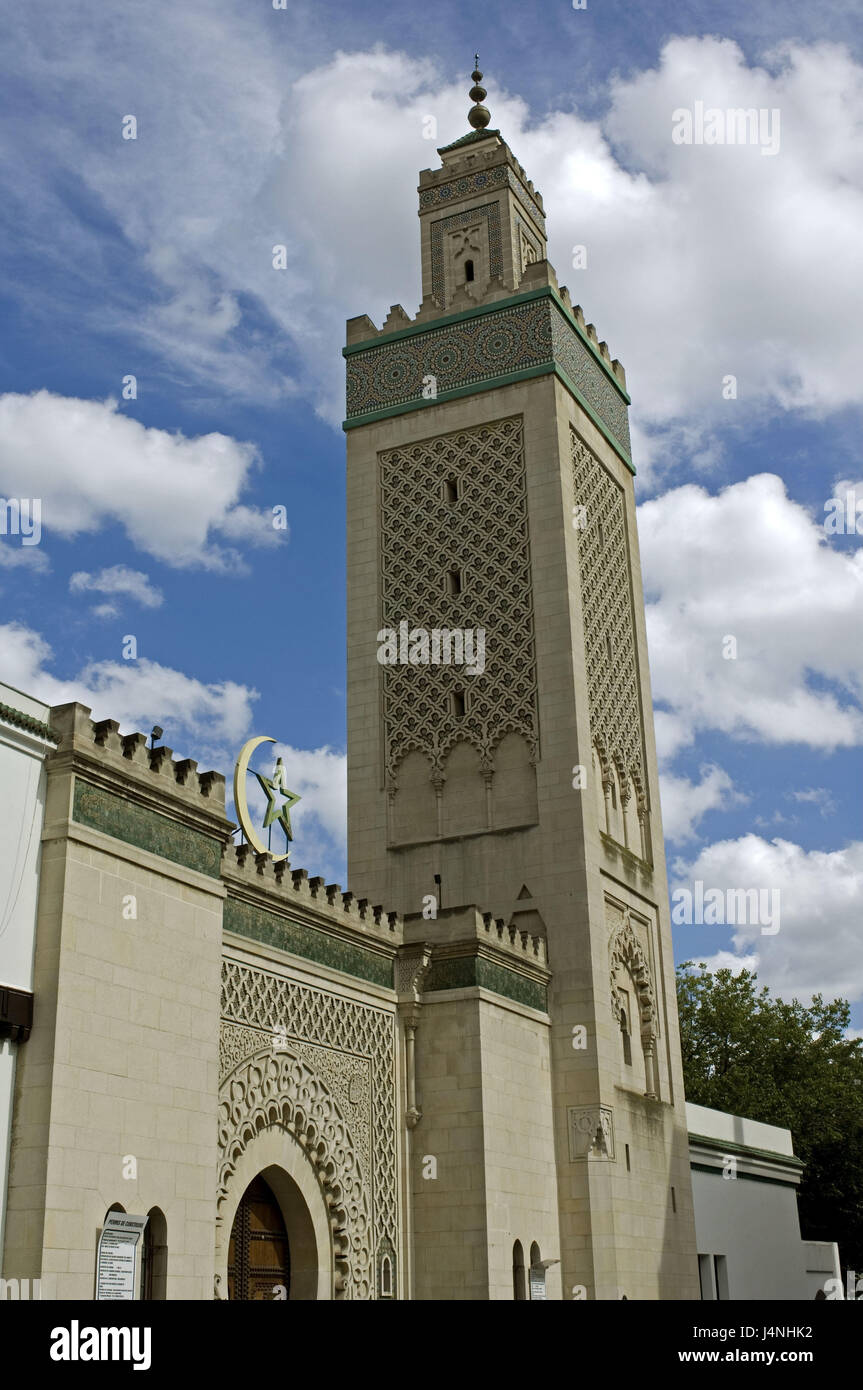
[0,0,861,1023]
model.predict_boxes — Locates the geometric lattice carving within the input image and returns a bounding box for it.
[221,960,398,1291]
[380,416,538,785]
[572,431,646,806]
[217,1048,372,1299]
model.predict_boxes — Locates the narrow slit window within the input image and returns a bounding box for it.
[464,258,475,282]
[444,478,459,505]
[451,690,466,718]
[446,567,462,597]
[620,1008,632,1067]
[625,1143,631,1171]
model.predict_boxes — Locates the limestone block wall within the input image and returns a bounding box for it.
[2,702,228,1299]
[404,905,557,1300]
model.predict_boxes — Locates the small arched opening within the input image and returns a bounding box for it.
[513,1240,526,1300]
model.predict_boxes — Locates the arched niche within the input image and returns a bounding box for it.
[512,1239,526,1301]
[623,775,641,855]
[592,744,607,832]
[492,731,537,829]
[142,1206,167,1301]
[390,749,436,844]
[441,740,486,837]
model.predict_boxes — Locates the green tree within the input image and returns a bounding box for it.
[677,962,863,1274]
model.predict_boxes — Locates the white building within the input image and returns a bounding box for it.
[0,683,56,1263]
[687,1101,840,1300]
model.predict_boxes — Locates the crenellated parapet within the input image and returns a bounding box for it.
[223,843,402,943]
[344,260,632,469]
[402,903,550,1013]
[45,703,231,876]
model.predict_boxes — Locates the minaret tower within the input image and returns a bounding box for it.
[344,66,699,1300]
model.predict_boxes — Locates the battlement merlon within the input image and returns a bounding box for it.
[45,702,231,843]
[417,129,545,218]
[222,843,403,948]
[403,903,548,970]
[344,259,626,390]
[344,263,632,470]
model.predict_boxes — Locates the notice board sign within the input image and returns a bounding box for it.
[95,1213,147,1301]
[529,1265,547,1300]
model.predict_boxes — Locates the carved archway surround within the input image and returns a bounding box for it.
[217,1048,373,1299]
[609,915,656,1046]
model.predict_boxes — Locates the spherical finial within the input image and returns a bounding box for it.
[468,55,490,130]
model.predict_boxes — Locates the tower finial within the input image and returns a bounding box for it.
[468,57,491,131]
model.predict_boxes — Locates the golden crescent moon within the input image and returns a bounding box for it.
[233,735,289,863]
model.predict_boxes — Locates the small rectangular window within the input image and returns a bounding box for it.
[625,1144,631,1171]
[446,568,462,597]
[444,478,459,505]
[714,1255,729,1300]
[451,690,466,718]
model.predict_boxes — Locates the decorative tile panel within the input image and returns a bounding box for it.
[72,777,222,877]
[419,164,546,236]
[345,292,632,468]
[224,895,393,988]
[423,954,548,1012]
[551,311,632,457]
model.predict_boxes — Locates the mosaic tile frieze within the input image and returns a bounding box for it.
[419,163,546,236]
[345,293,632,466]
[551,310,632,457]
[223,894,393,989]
[72,777,222,878]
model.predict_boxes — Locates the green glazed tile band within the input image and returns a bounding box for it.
[224,894,393,989]
[72,777,222,878]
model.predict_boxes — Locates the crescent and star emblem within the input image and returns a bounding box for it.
[232,735,301,863]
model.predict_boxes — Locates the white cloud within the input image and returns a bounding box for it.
[0,620,257,751]
[0,392,284,570]
[639,472,863,753]
[659,763,746,843]
[790,787,837,816]
[70,565,164,609]
[5,26,863,454]
[688,950,760,977]
[671,834,863,1003]
[0,618,350,880]
[0,542,50,572]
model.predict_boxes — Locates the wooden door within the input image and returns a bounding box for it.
[227,1175,291,1301]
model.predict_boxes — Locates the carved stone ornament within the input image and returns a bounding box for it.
[568,1105,615,1161]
